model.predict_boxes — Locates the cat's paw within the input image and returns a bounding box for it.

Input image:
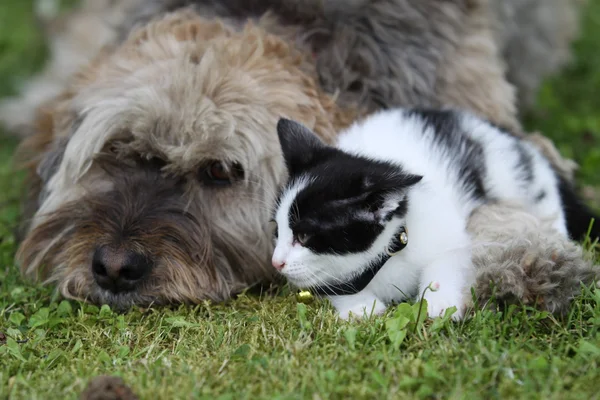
[330,296,387,321]
[423,290,465,321]
[337,301,387,321]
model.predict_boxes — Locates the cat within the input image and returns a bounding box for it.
[270,108,599,321]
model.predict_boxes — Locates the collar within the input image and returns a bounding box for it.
[309,225,408,297]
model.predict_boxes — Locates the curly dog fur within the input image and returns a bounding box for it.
[119,0,587,118]
[1,0,595,314]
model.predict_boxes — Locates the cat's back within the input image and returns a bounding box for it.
[335,108,490,178]
[337,107,556,209]
[335,108,439,167]
[335,107,535,204]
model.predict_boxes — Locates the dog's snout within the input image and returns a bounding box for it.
[92,245,153,293]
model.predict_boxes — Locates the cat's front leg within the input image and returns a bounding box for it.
[327,291,388,321]
[419,247,473,321]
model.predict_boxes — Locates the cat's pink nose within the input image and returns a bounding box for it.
[272,258,286,271]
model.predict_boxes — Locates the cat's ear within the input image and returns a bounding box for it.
[365,172,423,222]
[277,118,327,174]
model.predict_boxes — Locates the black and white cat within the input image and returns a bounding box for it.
[271,108,599,321]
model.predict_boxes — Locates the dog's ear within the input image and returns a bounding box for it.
[276,118,327,175]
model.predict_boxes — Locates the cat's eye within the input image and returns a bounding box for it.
[200,161,244,187]
[296,233,311,246]
[269,219,278,238]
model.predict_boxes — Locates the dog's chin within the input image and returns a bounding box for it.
[57,276,162,311]
[87,289,158,312]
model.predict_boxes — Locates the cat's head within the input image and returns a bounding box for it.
[271,118,422,290]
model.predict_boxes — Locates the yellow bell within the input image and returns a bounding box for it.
[296,290,314,304]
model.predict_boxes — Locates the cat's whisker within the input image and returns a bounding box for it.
[315,267,350,286]
[315,267,361,293]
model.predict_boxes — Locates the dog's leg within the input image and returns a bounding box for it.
[467,202,598,315]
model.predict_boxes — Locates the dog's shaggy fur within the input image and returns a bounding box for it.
[468,202,598,315]
[119,0,520,130]
[3,0,596,313]
[115,0,585,180]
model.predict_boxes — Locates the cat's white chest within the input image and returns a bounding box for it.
[365,251,422,303]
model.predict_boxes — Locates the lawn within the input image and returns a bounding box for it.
[1,2,600,399]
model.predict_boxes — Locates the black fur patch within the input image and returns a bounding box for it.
[534,190,547,203]
[408,108,487,200]
[511,141,535,185]
[556,173,600,242]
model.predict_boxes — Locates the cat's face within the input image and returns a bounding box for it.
[271,119,422,289]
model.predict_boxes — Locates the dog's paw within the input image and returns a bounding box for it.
[423,290,465,321]
[472,237,597,315]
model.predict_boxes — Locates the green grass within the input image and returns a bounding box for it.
[1,1,600,399]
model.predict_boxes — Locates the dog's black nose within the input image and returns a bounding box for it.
[92,246,153,293]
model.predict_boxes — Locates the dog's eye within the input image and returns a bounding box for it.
[202,161,244,186]
[295,232,311,246]
[208,161,230,181]
[148,156,167,170]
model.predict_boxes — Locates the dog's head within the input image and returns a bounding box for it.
[17,10,356,309]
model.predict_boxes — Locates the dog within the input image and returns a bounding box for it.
[15,9,358,309]
[5,0,597,313]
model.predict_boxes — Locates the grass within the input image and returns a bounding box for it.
[1,1,600,399]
